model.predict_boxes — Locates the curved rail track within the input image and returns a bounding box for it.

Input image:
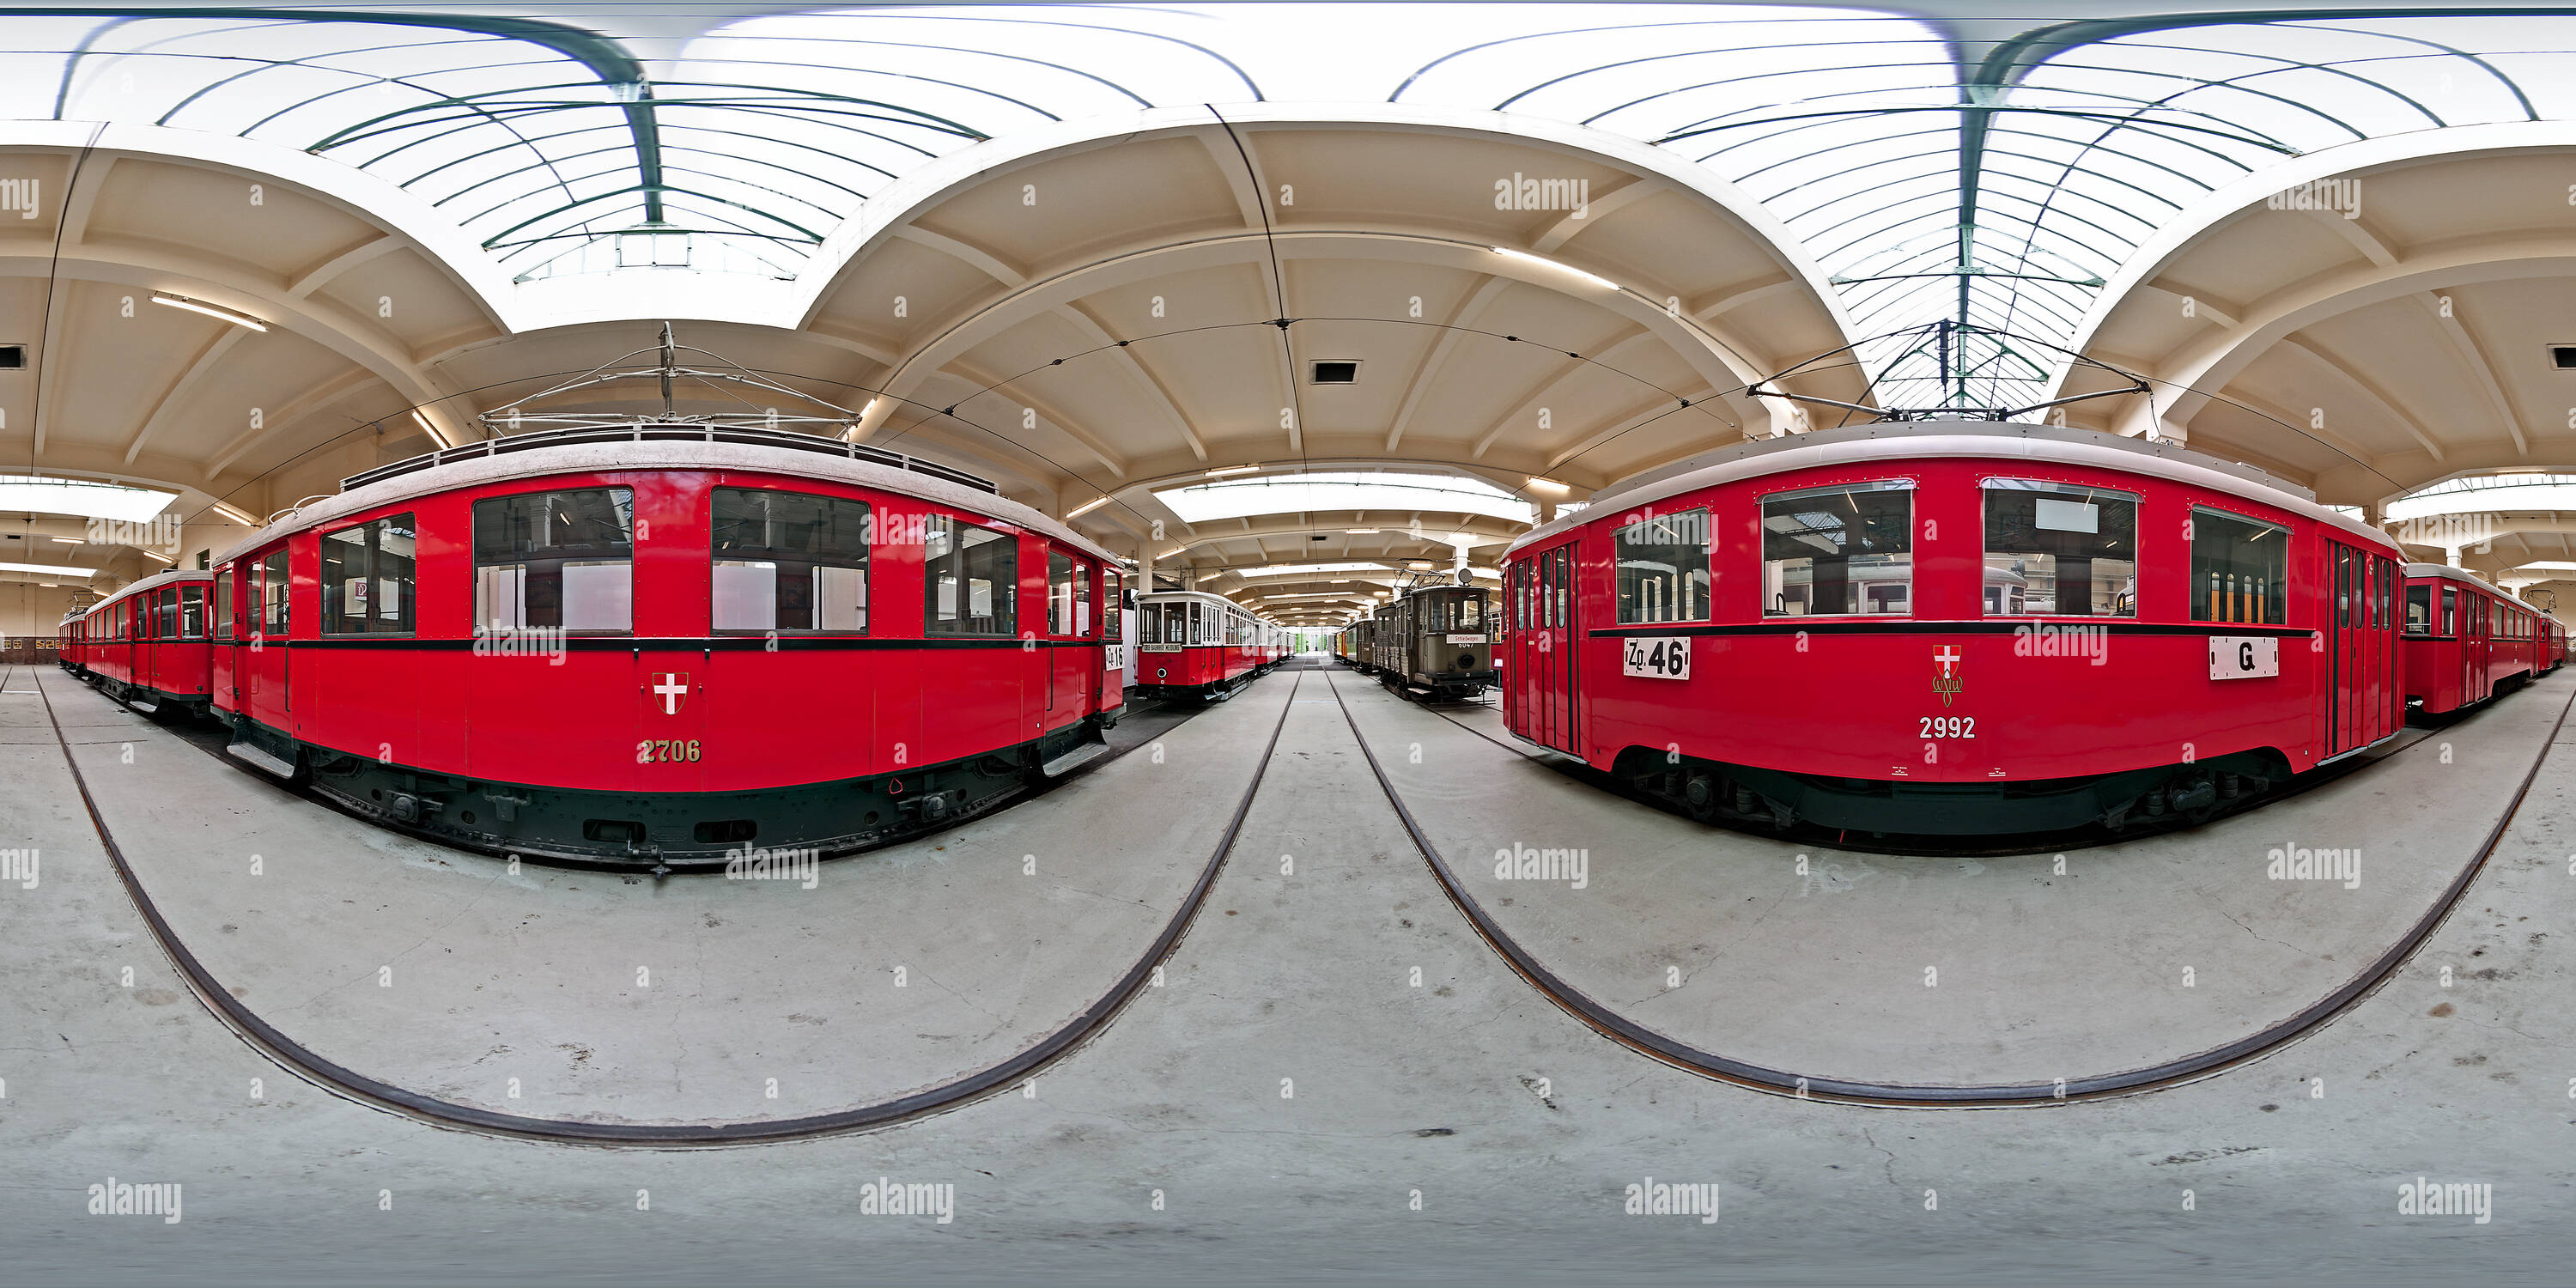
[1322,667,2574,1107]
[27,662,1306,1145]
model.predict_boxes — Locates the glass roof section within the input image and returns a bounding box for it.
[10,3,2576,398]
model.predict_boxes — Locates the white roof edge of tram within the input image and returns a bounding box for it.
[211,440,1121,569]
[1505,420,2403,561]
[78,568,214,616]
[1135,590,1267,612]
[2403,563,2515,600]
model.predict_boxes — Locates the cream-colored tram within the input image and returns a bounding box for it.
[1377,574,1497,702]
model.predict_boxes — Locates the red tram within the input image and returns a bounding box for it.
[204,424,1126,868]
[2402,565,2543,715]
[66,569,215,718]
[1500,420,2407,835]
[1132,590,1280,701]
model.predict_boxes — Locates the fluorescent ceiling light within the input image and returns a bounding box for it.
[142,550,173,563]
[50,537,83,544]
[152,294,268,331]
[1154,471,1536,526]
[1229,562,1394,580]
[0,476,179,523]
[1489,246,1616,291]
[1067,495,1112,519]
[1526,477,1571,495]
[1206,465,1261,477]
[0,561,95,577]
[1345,528,1380,534]
[210,501,258,526]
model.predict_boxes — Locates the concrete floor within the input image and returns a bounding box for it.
[5,658,2575,1284]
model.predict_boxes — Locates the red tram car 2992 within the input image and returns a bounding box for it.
[203,425,1127,869]
[1499,419,2409,836]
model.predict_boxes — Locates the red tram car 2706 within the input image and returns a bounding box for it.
[1131,590,1284,702]
[66,569,215,719]
[1499,420,2409,836]
[203,424,1127,869]
[2401,564,2545,715]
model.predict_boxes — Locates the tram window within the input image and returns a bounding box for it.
[213,567,234,641]
[1106,571,1122,639]
[1614,507,1711,623]
[923,516,1015,635]
[1048,552,1081,635]
[476,489,633,633]
[711,489,870,634]
[2189,507,2287,625]
[257,549,290,635]
[180,585,204,639]
[2404,585,2432,635]
[1455,593,1481,629]
[1981,480,2138,617]
[1761,481,1913,617]
[2442,586,2457,634]
[323,513,417,635]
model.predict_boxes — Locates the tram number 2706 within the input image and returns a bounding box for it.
[1621,636,1692,680]
[1919,716,1976,739]
[637,739,705,763]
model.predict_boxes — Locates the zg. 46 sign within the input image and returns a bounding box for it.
[1621,636,1691,680]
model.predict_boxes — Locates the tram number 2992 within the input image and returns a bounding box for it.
[1919,715,1976,739]
[1621,636,1692,680]
[637,739,704,763]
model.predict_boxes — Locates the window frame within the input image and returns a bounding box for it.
[1613,505,1713,625]
[472,486,637,635]
[709,486,872,635]
[1977,477,2142,619]
[920,513,1018,638]
[321,512,419,637]
[1759,478,1917,619]
[2187,503,2289,627]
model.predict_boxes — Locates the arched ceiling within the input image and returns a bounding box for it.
[18,4,2576,623]
[0,113,1856,611]
[2067,133,2576,586]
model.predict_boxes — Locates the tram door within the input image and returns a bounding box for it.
[245,542,294,732]
[214,561,240,711]
[1044,547,1091,727]
[2467,592,2489,703]
[1519,542,1578,754]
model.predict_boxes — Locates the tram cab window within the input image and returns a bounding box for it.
[2404,585,2433,634]
[2442,586,2458,634]
[2189,507,2287,625]
[475,489,634,633]
[923,515,1016,635]
[1615,507,1711,623]
[1981,480,2137,617]
[214,566,234,641]
[1761,481,1913,617]
[712,489,869,634]
[179,584,205,639]
[1106,571,1123,640]
[323,513,417,635]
